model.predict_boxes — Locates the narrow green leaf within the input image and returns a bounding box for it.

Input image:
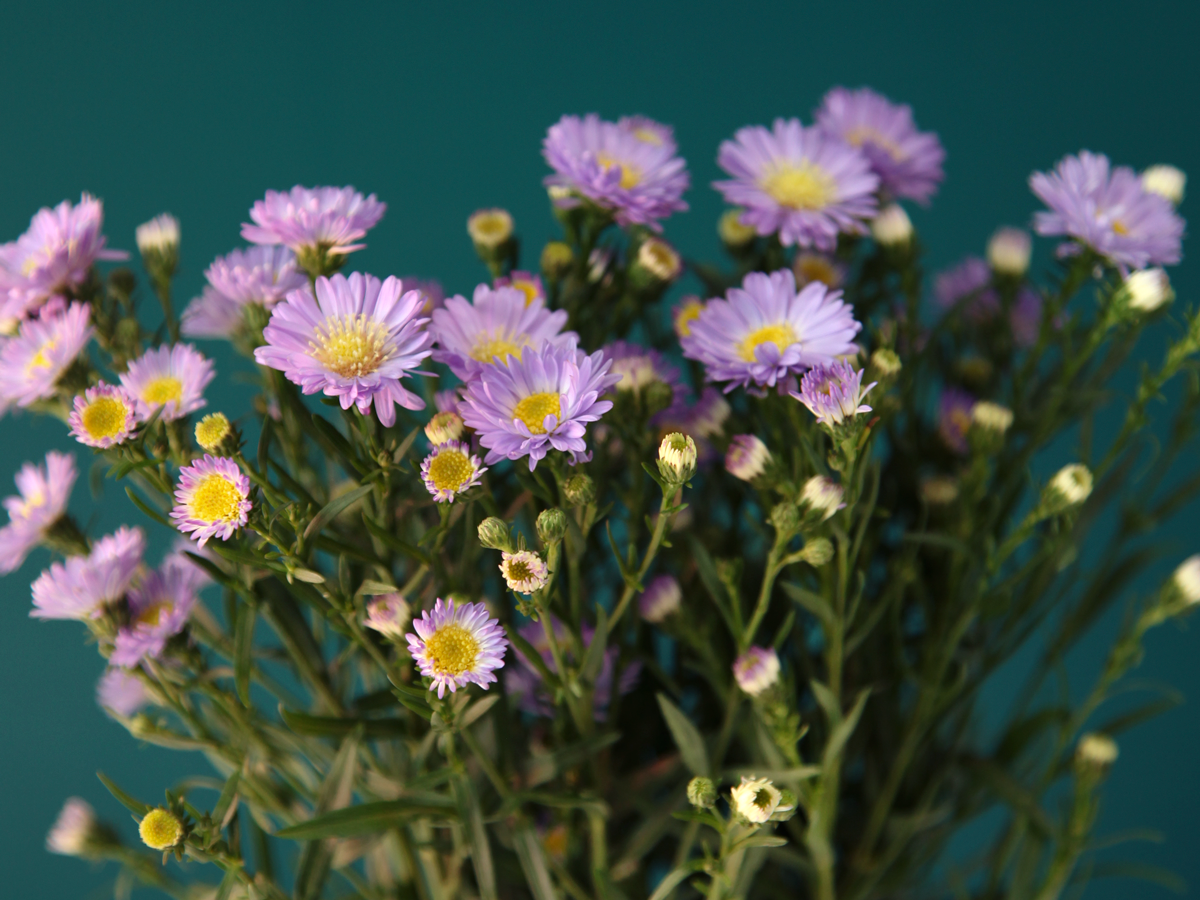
[213,866,240,900]
[783,582,836,630]
[97,771,150,816]
[395,691,434,720]
[363,514,433,565]
[294,728,361,900]
[656,693,710,777]
[580,606,608,684]
[731,834,789,851]
[508,627,560,688]
[124,485,171,527]
[455,776,497,900]
[280,707,406,739]
[309,413,367,475]
[211,767,242,829]
[234,604,255,707]
[357,579,398,596]
[647,866,694,900]
[822,688,869,765]
[277,798,458,840]
[303,483,373,541]
[1083,861,1185,893]
[457,695,500,730]
[514,824,558,900]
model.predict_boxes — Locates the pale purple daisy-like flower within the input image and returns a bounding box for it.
[733,645,781,696]
[0,450,76,574]
[119,343,214,422]
[254,273,433,427]
[0,301,92,408]
[364,593,411,639]
[681,269,862,393]
[603,340,689,421]
[171,455,251,547]
[507,617,639,720]
[180,287,243,340]
[68,383,139,449]
[430,283,575,382]
[0,194,127,305]
[182,246,307,339]
[726,434,771,481]
[402,277,446,315]
[814,87,945,204]
[46,797,98,856]
[543,113,690,230]
[460,343,619,470]
[791,360,876,427]
[494,271,545,307]
[405,597,507,698]
[639,574,682,623]
[500,550,550,594]
[242,186,386,256]
[111,559,201,667]
[97,667,149,717]
[619,115,677,152]
[714,119,879,250]
[935,257,992,309]
[420,441,487,503]
[31,526,145,620]
[935,259,1046,346]
[939,387,977,455]
[1030,151,1185,270]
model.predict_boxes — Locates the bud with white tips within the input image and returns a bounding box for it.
[364,593,411,640]
[1075,732,1118,770]
[47,798,100,856]
[871,203,912,247]
[687,776,717,809]
[799,475,844,523]
[971,401,1013,434]
[1122,268,1173,313]
[733,646,781,696]
[725,435,770,481]
[633,237,682,284]
[658,433,697,484]
[987,227,1031,278]
[477,517,514,552]
[639,574,682,623]
[1142,165,1186,205]
[1170,555,1200,608]
[137,213,180,284]
[1047,464,1092,508]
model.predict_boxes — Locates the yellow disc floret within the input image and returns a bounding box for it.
[310,313,391,378]
[596,153,642,189]
[512,392,562,435]
[424,623,480,676]
[143,376,183,406]
[428,449,474,493]
[738,323,796,362]
[139,808,182,851]
[471,333,526,363]
[82,396,128,440]
[761,162,835,210]
[844,126,906,161]
[189,474,244,523]
[195,413,231,452]
[135,601,169,627]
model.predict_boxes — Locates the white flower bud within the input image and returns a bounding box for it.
[987,227,1031,277]
[871,204,912,247]
[800,475,844,521]
[47,798,97,856]
[425,411,464,445]
[467,208,513,249]
[639,574,682,623]
[733,646,780,696]
[1171,555,1200,606]
[136,214,180,256]
[725,435,770,481]
[1123,268,1173,313]
[971,401,1014,434]
[658,433,697,483]
[364,593,411,639]
[730,776,792,824]
[869,348,902,379]
[1076,732,1118,767]
[920,475,959,505]
[1048,464,1092,507]
[1141,165,1186,205]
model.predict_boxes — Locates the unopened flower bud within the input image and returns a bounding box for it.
[971,401,1013,435]
[733,646,781,696]
[921,475,960,506]
[672,296,705,339]
[195,412,233,453]
[987,227,1031,278]
[477,517,514,552]
[139,808,183,851]
[633,237,682,285]
[364,593,411,639]
[1122,268,1173,313]
[467,208,513,250]
[725,435,770,481]
[1169,555,1200,608]
[871,203,912,247]
[1075,733,1118,770]
[136,214,180,282]
[687,776,717,809]
[562,473,596,507]
[800,476,844,523]
[46,798,99,857]
[537,508,569,545]
[425,410,464,445]
[639,574,682,623]
[1045,464,1092,511]
[719,209,758,248]
[869,348,902,381]
[658,433,697,484]
[1142,165,1186,205]
[800,537,833,567]
[540,241,574,280]
[770,501,800,535]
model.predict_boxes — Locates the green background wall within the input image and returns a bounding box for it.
[0,1,1196,896]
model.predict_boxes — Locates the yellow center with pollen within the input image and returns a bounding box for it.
[595,152,641,189]
[81,396,128,440]
[27,338,57,373]
[189,474,243,523]
[512,392,561,434]
[135,600,169,627]
[675,302,703,337]
[310,314,391,378]
[471,333,526,363]
[761,162,835,210]
[844,125,906,161]
[633,127,663,145]
[139,809,182,851]
[428,448,474,492]
[424,623,480,676]
[505,558,534,582]
[739,323,796,362]
[143,376,183,406]
[1112,220,1129,236]
[195,413,231,451]
[511,279,539,306]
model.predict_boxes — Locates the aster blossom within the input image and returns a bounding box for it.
[242,185,386,256]
[791,360,876,427]
[494,270,545,307]
[734,646,782,696]
[0,450,76,574]
[46,798,99,856]
[603,339,688,420]
[543,113,690,230]
[111,558,203,667]
[938,387,976,455]
[68,383,138,448]
[96,667,149,717]
[0,301,92,408]
[254,273,433,426]
[1030,151,1184,270]
[405,597,507,698]
[714,119,879,250]
[429,283,575,382]
[814,87,945,204]
[460,343,619,470]
[681,269,861,392]
[120,343,214,422]
[31,526,144,620]
[420,441,487,503]
[182,246,307,339]
[171,455,252,547]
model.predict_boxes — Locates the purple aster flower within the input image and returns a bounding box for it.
[814,87,945,204]
[31,525,145,620]
[97,667,149,717]
[241,185,386,256]
[364,593,411,639]
[405,597,507,698]
[420,441,487,503]
[681,269,862,393]
[171,455,251,547]
[459,343,619,470]
[714,119,879,250]
[639,574,682,623]
[0,450,76,574]
[182,246,307,340]
[494,270,545,307]
[434,388,463,416]
[791,360,876,427]
[401,277,446,315]
[0,302,92,409]
[0,194,127,306]
[734,646,781,696]
[507,616,639,720]
[1011,287,1044,347]
[119,343,214,422]
[429,283,575,382]
[543,113,690,230]
[254,273,433,426]
[180,287,243,340]
[1030,151,1185,270]
[938,387,977,455]
[111,559,200,667]
[68,383,138,448]
[935,257,992,310]
[618,115,677,153]
[603,339,688,421]
[726,435,771,481]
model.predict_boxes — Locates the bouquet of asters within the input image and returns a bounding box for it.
[8,89,1198,900]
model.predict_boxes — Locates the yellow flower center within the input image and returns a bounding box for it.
[471,333,526,363]
[17,487,46,518]
[189,473,244,523]
[82,396,128,440]
[1112,220,1129,236]
[309,313,391,378]
[512,392,562,435]
[27,338,57,373]
[135,600,169,627]
[595,152,641,189]
[761,162,836,210]
[632,127,663,145]
[472,213,510,242]
[795,255,840,287]
[195,413,231,451]
[424,622,480,676]
[844,125,906,161]
[428,448,474,492]
[143,376,183,407]
[139,809,182,851]
[675,301,704,337]
[738,323,796,362]
[510,279,540,306]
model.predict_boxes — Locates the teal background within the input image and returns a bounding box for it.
[1,1,1197,896]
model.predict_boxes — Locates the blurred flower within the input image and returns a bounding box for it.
[0,450,76,574]
[69,383,138,449]
[467,208,513,249]
[869,347,902,379]
[111,559,202,667]
[871,203,913,246]
[420,441,487,503]
[194,412,232,453]
[119,343,214,422]
[0,301,92,409]
[1075,732,1118,768]
[935,257,992,310]
[1141,164,1186,205]
[96,667,149,717]
[405,597,507,698]
[793,252,846,289]
[31,526,144,620]
[1171,556,1200,606]
[242,185,385,257]
[603,340,688,422]
[500,550,550,594]
[46,798,98,856]
[920,475,960,505]
[791,360,875,427]
[634,237,682,282]
[364,593,411,639]
[734,646,780,696]
[671,295,705,338]
[938,387,976,454]
[182,246,306,339]
[136,214,180,257]
[714,118,878,249]
[971,401,1013,434]
[495,270,545,306]
[1123,267,1173,312]
[725,435,770,481]
[170,455,251,547]
[401,276,446,315]
[618,115,677,151]
[987,227,1031,277]
[639,574,682,623]
[254,273,432,426]
[687,387,732,439]
[719,208,758,248]
[800,475,844,521]
[1047,463,1092,507]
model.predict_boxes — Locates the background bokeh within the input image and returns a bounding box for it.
[1,1,1197,896]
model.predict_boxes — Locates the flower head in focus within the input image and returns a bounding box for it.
[420,441,487,503]
[0,302,92,409]
[731,776,793,824]
[543,114,690,230]
[170,455,251,547]
[254,273,433,426]
[119,343,214,422]
[405,597,507,698]
[500,550,550,594]
[714,119,878,250]
[69,383,138,449]
[242,185,385,258]
[31,526,145,620]
[97,667,150,717]
[0,450,76,574]
[791,360,876,428]
[814,87,945,204]
[734,645,781,696]
[111,558,202,667]
[1031,151,1184,270]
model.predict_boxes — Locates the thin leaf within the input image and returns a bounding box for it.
[278,798,458,840]
[783,582,836,631]
[457,695,500,730]
[656,693,710,777]
[580,606,608,684]
[1082,861,1185,893]
[213,866,240,900]
[455,776,497,900]
[294,729,361,900]
[822,688,869,765]
[363,514,433,565]
[96,771,150,816]
[211,767,242,829]
[514,824,558,900]
[234,603,255,707]
[280,707,406,739]
[303,483,373,542]
[125,485,171,527]
[358,579,398,596]
[647,866,694,900]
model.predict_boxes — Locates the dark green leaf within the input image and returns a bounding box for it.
[656,693,710,777]
[97,771,150,816]
[363,514,432,565]
[303,483,372,541]
[125,485,171,527]
[280,707,406,739]
[234,603,255,707]
[513,825,557,900]
[454,775,497,900]
[277,798,457,840]
[212,768,241,829]
[580,606,608,684]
